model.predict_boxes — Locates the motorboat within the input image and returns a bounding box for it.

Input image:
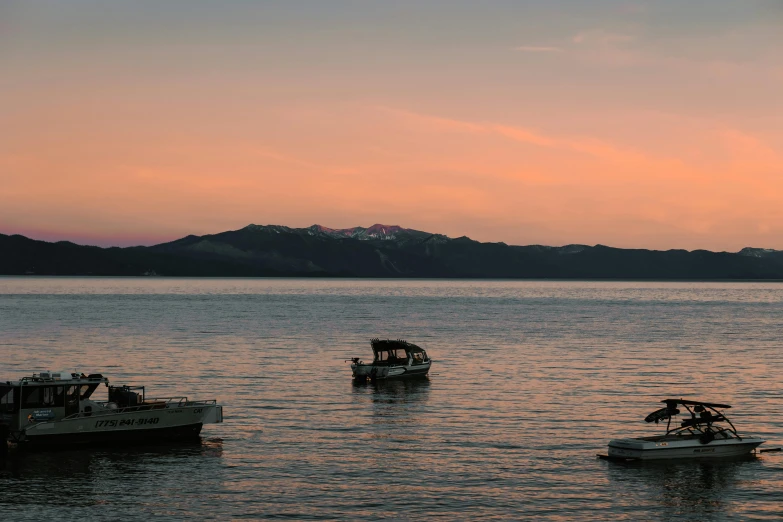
[606,399,765,460]
[0,371,223,451]
[349,339,432,381]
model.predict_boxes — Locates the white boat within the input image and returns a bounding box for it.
[0,371,223,451]
[606,399,765,460]
[350,339,432,381]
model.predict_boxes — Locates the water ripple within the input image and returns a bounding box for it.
[1,278,782,520]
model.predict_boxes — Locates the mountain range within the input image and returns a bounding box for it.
[2,223,783,279]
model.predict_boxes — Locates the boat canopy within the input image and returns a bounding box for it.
[646,399,732,423]
[370,339,425,353]
[661,399,731,409]
[369,338,428,363]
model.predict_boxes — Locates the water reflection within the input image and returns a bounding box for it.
[605,455,760,518]
[0,438,224,508]
[4,279,783,519]
[352,377,432,404]
[350,378,432,443]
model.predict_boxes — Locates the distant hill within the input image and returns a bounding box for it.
[1,224,782,279]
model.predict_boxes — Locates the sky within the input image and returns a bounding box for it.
[1,0,782,250]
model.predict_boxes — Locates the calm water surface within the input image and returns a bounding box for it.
[1,278,783,520]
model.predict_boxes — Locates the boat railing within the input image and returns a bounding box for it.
[61,398,218,420]
[146,397,218,407]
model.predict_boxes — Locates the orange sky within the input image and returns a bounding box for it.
[1,1,782,249]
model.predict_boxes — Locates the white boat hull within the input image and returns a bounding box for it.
[351,361,431,380]
[9,403,223,449]
[608,436,765,460]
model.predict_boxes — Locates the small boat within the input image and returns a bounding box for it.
[606,399,765,460]
[0,371,223,451]
[349,339,432,381]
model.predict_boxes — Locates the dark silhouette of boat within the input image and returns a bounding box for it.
[349,339,432,382]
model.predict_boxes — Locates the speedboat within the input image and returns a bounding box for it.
[606,399,765,460]
[1,371,223,451]
[349,339,432,381]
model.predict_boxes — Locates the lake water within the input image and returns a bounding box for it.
[1,278,783,520]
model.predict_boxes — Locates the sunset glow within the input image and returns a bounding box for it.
[2,1,782,249]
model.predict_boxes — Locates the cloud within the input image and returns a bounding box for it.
[381,106,657,167]
[569,28,639,66]
[513,45,563,53]
[718,128,782,169]
[572,30,634,45]
[376,106,485,134]
[491,125,557,148]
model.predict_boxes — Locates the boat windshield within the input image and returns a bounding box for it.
[374,349,408,363]
[21,385,66,408]
[410,349,429,364]
[79,383,102,400]
[0,385,19,413]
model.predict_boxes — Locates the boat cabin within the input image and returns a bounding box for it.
[0,372,109,433]
[1,371,224,450]
[371,339,429,366]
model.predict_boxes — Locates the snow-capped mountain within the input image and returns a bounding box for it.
[4,225,783,279]
[308,224,432,241]
[738,247,783,258]
[241,223,445,244]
